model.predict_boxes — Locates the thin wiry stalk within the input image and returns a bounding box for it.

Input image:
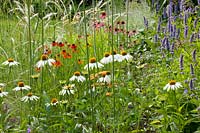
[126,0,129,48]
[83,0,94,131]
[27,0,32,86]
[111,0,116,131]
[40,0,44,94]
[93,0,97,57]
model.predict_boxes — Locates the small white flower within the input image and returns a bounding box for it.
[0,88,8,97]
[163,80,182,91]
[2,58,20,67]
[97,71,111,84]
[109,51,124,62]
[69,71,86,82]
[0,83,6,87]
[59,84,75,95]
[46,98,59,107]
[121,51,133,61]
[21,93,39,102]
[84,57,104,70]
[13,82,31,91]
[35,54,55,68]
[100,52,112,64]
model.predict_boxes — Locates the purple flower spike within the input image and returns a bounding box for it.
[154,34,158,43]
[174,4,179,14]
[157,22,161,32]
[198,0,200,5]
[161,37,166,48]
[165,38,170,51]
[170,42,175,54]
[184,11,188,25]
[190,64,194,76]
[190,33,195,43]
[176,28,180,39]
[184,89,188,94]
[156,1,160,13]
[189,79,193,90]
[192,49,196,62]
[163,7,167,19]
[27,128,31,133]
[179,54,184,71]
[194,18,198,29]
[184,26,188,38]
[143,16,148,29]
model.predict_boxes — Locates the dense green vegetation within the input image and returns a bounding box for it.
[0,0,200,132]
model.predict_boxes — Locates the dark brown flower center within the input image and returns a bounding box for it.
[90,58,96,63]
[121,51,127,56]
[104,52,110,57]
[27,92,33,97]
[74,71,81,76]
[41,54,48,61]
[18,82,24,87]
[169,80,176,85]
[8,58,14,62]
[111,51,117,55]
[51,98,58,103]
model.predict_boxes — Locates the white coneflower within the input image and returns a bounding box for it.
[21,92,39,102]
[2,58,20,67]
[163,80,182,91]
[109,51,124,62]
[13,82,31,91]
[0,88,8,97]
[0,83,6,87]
[97,71,111,84]
[100,52,112,64]
[69,71,86,82]
[84,57,104,70]
[50,98,59,106]
[59,84,75,95]
[35,54,55,68]
[121,51,133,61]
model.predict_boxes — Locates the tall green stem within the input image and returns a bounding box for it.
[111,0,116,131]
[83,0,94,131]
[27,0,32,86]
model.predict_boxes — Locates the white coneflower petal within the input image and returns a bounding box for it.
[13,82,31,91]
[2,58,20,67]
[121,51,133,61]
[163,80,182,91]
[97,71,111,84]
[0,88,8,97]
[69,72,86,82]
[84,57,104,70]
[100,52,112,64]
[35,54,55,68]
[0,83,6,87]
[109,51,124,62]
[59,84,75,95]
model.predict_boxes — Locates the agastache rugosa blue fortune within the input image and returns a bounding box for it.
[192,49,196,62]
[190,64,194,76]
[179,54,184,71]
